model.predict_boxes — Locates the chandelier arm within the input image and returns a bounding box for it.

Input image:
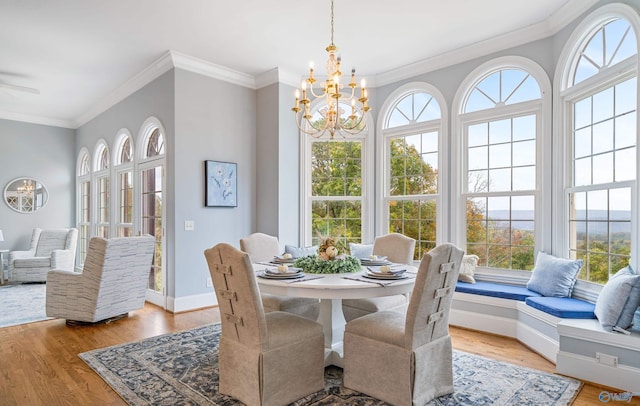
[309,85,323,99]
[295,111,330,137]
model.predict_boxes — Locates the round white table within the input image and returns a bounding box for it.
[253,264,417,366]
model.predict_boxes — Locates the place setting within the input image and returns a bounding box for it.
[257,264,324,283]
[343,265,414,287]
[359,255,392,266]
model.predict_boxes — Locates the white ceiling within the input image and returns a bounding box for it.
[0,0,598,129]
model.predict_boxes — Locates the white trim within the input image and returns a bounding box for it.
[0,111,74,129]
[451,56,552,259]
[74,51,175,128]
[376,82,448,244]
[449,307,518,337]
[552,2,640,263]
[373,0,598,87]
[170,50,255,89]
[556,352,640,392]
[515,318,559,363]
[166,292,218,314]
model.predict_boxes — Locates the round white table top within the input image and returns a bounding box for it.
[253,263,417,300]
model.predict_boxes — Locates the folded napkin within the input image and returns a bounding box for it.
[284,274,325,284]
[342,274,413,287]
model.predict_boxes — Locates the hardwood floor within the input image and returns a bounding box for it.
[0,304,614,405]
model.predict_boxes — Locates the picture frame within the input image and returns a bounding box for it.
[205,160,237,207]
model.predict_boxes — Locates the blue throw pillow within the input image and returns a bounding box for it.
[349,243,373,259]
[284,244,318,258]
[595,265,640,332]
[526,252,582,297]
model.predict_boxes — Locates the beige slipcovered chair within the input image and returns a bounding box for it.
[240,233,320,320]
[9,228,78,283]
[343,243,463,406]
[204,243,324,405]
[342,232,416,321]
[46,236,155,323]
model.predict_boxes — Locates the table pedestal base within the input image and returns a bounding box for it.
[318,298,347,367]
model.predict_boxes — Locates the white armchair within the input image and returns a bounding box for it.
[9,228,78,282]
[46,235,155,324]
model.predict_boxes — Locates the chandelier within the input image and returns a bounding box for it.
[17,179,35,194]
[292,0,370,139]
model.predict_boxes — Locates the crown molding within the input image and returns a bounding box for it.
[254,67,300,89]
[169,50,255,89]
[73,51,175,128]
[0,111,74,129]
[374,0,599,87]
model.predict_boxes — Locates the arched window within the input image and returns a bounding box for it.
[379,84,445,259]
[137,117,166,306]
[114,130,134,237]
[454,57,550,271]
[301,101,372,251]
[94,141,110,238]
[76,148,91,265]
[556,4,638,284]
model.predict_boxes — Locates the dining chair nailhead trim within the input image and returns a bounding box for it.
[214,264,233,275]
[428,310,445,324]
[434,287,452,298]
[220,290,237,301]
[439,262,454,273]
[224,313,244,325]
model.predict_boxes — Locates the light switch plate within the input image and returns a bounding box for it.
[184,220,195,231]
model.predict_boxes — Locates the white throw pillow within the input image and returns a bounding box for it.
[459,255,479,284]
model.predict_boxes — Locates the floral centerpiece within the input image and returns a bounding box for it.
[293,237,361,274]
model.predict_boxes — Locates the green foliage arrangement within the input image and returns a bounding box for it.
[294,255,361,274]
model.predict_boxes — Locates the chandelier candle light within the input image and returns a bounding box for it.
[292,0,370,139]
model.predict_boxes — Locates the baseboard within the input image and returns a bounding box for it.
[449,308,518,337]
[516,320,558,363]
[167,292,218,313]
[556,351,640,392]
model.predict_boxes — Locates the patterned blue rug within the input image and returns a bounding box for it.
[0,283,50,328]
[79,323,582,405]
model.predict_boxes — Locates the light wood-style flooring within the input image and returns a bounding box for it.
[0,304,613,405]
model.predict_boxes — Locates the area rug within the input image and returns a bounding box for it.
[0,283,50,328]
[79,323,582,405]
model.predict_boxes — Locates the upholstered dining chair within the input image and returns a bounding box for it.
[46,235,155,324]
[343,243,463,405]
[240,232,320,320]
[204,243,325,406]
[342,232,416,321]
[9,227,78,282]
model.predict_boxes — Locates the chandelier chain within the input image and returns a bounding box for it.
[330,0,334,46]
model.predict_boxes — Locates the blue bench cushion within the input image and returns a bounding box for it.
[525,296,596,319]
[455,281,541,301]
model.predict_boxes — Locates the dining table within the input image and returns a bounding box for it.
[252,262,418,367]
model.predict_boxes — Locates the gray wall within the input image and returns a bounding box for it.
[0,119,75,250]
[173,68,256,299]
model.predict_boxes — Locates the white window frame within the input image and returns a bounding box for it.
[76,148,91,268]
[93,139,110,239]
[376,82,448,255]
[137,116,167,308]
[553,3,639,298]
[299,100,374,247]
[114,129,135,237]
[452,56,552,282]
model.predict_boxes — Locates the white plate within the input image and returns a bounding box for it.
[265,267,302,276]
[366,267,406,276]
[272,256,296,264]
[258,271,305,279]
[360,259,392,266]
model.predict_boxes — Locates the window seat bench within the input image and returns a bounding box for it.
[450,280,640,392]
